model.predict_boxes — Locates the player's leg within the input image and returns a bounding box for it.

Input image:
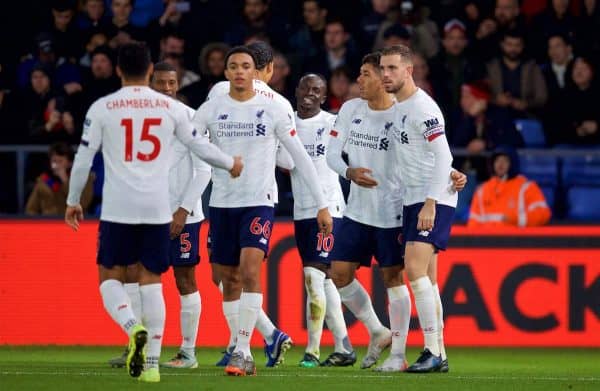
[322,277,355,365]
[136,223,172,383]
[373,227,410,372]
[330,218,390,369]
[162,222,202,369]
[403,202,454,373]
[96,221,147,378]
[301,262,327,367]
[212,263,241,366]
[375,265,409,372]
[429,254,449,372]
[109,263,141,368]
[294,218,328,367]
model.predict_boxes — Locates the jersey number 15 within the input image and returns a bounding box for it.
[121,118,162,162]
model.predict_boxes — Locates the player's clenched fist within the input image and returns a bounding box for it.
[229,156,243,177]
[316,207,333,236]
[65,204,84,231]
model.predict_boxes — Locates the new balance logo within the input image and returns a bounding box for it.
[152,334,162,340]
[316,143,325,156]
[401,131,409,144]
[180,253,190,259]
[379,138,389,151]
[118,304,128,311]
[256,123,266,136]
[256,109,265,119]
[352,118,362,124]
[259,237,268,245]
[418,230,430,237]
[218,114,228,120]
[319,251,329,258]
[316,127,325,140]
[385,122,394,130]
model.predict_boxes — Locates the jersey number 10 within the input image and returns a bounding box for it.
[121,118,162,162]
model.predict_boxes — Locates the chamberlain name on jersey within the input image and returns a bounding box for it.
[393,88,457,208]
[292,110,345,220]
[71,86,232,224]
[328,98,404,228]
[193,92,327,209]
[169,105,211,223]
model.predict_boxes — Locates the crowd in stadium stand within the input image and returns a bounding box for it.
[0,0,599,220]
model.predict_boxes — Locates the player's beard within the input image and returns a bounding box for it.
[385,79,404,94]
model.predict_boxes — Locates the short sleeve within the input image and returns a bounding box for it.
[415,104,446,143]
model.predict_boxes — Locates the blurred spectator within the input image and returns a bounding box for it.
[268,52,294,102]
[14,65,77,144]
[17,33,82,92]
[473,0,525,61]
[575,0,600,60]
[288,0,328,58]
[305,19,360,79]
[106,0,144,49]
[129,0,165,27]
[80,45,120,113]
[76,0,109,32]
[326,65,353,113]
[373,1,440,59]
[79,30,109,68]
[0,69,19,143]
[198,42,228,86]
[553,57,600,145]
[162,53,199,89]
[540,33,575,145]
[25,142,94,216]
[47,0,81,60]
[412,52,434,96]
[159,29,185,59]
[224,0,289,50]
[378,23,411,49]
[450,81,523,155]
[360,0,393,51]
[530,0,577,62]
[486,29,547,118]
[468,146,551,227]
[429,18,485,115]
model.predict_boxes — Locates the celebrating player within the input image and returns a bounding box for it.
[207,41,295,368]
[192,46,332,376]
[291,73,356,368]
[65,42,241,383]
[380,44,457,373]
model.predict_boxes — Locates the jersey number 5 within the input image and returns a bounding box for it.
[121,118,162,162]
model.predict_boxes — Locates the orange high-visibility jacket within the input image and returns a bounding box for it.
[467,175,551,227]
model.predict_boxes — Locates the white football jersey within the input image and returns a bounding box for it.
[193,92,327,209]
[77,86,231,224]
[329,98,404,228]
[393,89,457,207]
[292,110,345,220]
[206,79,295,202]
[169,105,211,223]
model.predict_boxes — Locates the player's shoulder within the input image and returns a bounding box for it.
[339,98,364,112]
[206,81,229,100]
[320,110,337,124]
[412,89,443,116]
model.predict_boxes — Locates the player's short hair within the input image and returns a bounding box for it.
[48,142,74,161]
[246,41,273,70]
[299,72,327,86]
[362,52,382,70]
[224,46,257,67]
[380,44,413,64]
[153,61,177,73]
[117,42,152,79]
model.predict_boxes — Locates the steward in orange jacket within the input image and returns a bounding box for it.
[468,147,551,227]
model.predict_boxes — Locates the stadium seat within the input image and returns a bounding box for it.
[515,119,545,147]
[566,187,600,220]
[519,153,558,186]
[540,185,555,209]
[561,155,600,186]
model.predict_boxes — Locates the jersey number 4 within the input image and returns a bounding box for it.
[121,118,162,162]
